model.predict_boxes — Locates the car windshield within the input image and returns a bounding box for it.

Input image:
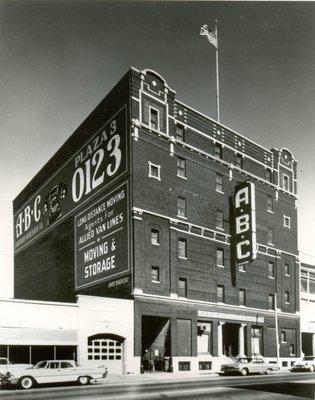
[236,358,252,363]
[32,361,48,369]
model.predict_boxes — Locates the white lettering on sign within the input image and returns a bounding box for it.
[108,276,129,288]
[72,120,121,203]
[237,240,250,259]
[235,187,249,208]
[84,255,116,278]
[236,214,250,234]
[233,182,257,264]
[15,195,42,239]
[197,310,264,323]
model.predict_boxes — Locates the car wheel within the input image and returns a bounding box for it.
[309,365,314,372]
[240,368,248,376]
[78,376,90,385]
[265,368,272,375]
[19,376,34,390]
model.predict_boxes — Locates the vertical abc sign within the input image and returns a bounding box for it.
[234,181,257,264]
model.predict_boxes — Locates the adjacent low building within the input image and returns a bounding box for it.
[9,67,300,373]
[300,263,315,357]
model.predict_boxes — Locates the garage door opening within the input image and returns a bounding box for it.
[87,333,125,374]
[142,316,171,372]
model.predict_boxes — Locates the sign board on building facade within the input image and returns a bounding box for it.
[198,310,264,324]
[74,181,129,290]
[233,181,257,264]
[14,106,127,253]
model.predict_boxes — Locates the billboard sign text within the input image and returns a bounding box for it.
[74,182,129,290]
[14,106,127,253]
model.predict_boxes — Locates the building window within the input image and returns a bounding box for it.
[176,124,185,142]
[268,261,275,278]
[216,173,223,193]
[281,331,287,343]
[265,168,272,183]
[177,197,186,218]
[235,153,243,169]
[177,157,186,178]
[238,264,246,272]
[178,278,187,298]
[268,294,275,310]
[290,344,295,355]
[217,285,225,303]
[267,195,273,213]
[148,162,160,180]
[199,361,212,370]
[267,227,274,245]
[178,238,187,259]
[178,361,190,371]
[284,291,290,303]
[284,215,291,228]
[216,248,224,267]
[151,266,160,282]
[151,229,159,246]
[284,263,290,276]
[283,174,289,191]
[216,210,223,230]
[214,143,222,159]
[239,289,246,306]
[149,107,159,130]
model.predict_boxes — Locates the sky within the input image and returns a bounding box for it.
[0,1,315,297]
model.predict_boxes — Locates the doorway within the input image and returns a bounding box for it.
[222,323,239,357]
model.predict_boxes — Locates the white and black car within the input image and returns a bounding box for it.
[291,356,315,372]
[1,360,108,390]
[220,357,279,376]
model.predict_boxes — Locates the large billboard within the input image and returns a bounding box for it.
[233,181,257,264]
[14,106,127,253]
[74,181,129,290]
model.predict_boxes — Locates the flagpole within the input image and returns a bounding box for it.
[214,19,220,123]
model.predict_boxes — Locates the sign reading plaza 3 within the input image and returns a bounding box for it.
[14,106,127,252]
[74,182,129,290]
[233,181,257,264]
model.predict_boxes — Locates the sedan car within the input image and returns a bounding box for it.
[1,360,108,390]
[291,356,315,372]
[220,357,279,376]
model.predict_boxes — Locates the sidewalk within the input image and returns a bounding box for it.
[105,371,217,383]
[104,369,291,384]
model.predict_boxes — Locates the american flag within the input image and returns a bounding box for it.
[200,24,217,48]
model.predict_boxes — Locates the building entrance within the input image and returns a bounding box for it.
[142,316,171,372]
[222,323,239,357]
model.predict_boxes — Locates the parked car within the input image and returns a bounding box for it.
[0,358,32,374]
[1,360,108,390]
[220,357,279,376]
[291,356,315,372]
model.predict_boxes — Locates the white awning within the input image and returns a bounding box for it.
[0,327,77,345]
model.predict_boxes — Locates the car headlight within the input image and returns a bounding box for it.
[5,372,13,378]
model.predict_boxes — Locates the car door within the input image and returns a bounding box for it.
[32,361,51,384]
[255,358,266,373]
[43,361,62,383]
[250,358,260,373]
[60,361,77,382]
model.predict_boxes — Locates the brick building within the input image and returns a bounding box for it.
[13,68,300,373]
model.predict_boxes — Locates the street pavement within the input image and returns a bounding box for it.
[0,371,314,399]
